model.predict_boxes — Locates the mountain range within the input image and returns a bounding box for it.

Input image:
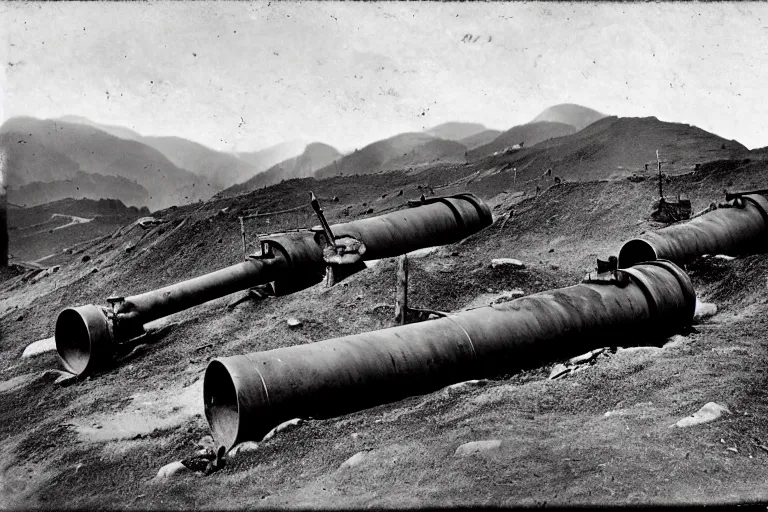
[224,142,342,195]
[3,103,757,211]
[464,114,750,201]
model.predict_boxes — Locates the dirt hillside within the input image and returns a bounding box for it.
[1,155,768,507]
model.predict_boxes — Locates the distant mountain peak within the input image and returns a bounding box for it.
[424,122,487,142]
[531,104,607,131]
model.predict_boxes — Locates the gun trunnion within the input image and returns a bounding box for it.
[55,194,492,376]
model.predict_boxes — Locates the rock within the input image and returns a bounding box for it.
[340,450,370,469]
[446,379,490,391]
[675,402,730,428]
[81,255,91,263]
[91,268,99,274]
[664,335,689,349]
[616,346,661,355]
[182,448,226,475]
[55,372,78,386]
[153,461,190,480]
[261,418,304,442]
[287,318,302,328]
[693,299,717,321]
[195,435,215,452]
[491,290,525,305]
[454,440,502,457]
[491,258,525,269]
[276,417,304,433]
[41,369,78,387]
[549,363,572,380]
[568,348,605,365]
[22,337,56,358]
[16,315,23,322]
[227,441,259,458]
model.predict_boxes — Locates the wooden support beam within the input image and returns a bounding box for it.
[325,265,336,288]
[395,254,408,325]
[239,217,247,262]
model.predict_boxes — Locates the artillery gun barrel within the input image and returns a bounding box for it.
[55,194,493,376]
[618,194,768,268]
[204,260,695,450]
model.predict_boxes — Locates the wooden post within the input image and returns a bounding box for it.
[239,216,247,261]
[325,265,336,288]
[395,254,408,325]
[656,149,663,200]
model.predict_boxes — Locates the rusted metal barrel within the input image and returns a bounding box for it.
[55,232,323,376]
[618,194,768,268]
[55,194,493,376]
[321,194,492,259]
[204,260,695,450]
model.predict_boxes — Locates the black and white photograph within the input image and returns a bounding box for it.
[2,1,768,507]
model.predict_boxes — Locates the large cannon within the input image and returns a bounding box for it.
[55,194,492,376]
[204,260,695,450]
[618,193,768,268]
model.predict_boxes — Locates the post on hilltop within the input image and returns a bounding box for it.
[656,149,663,201]
[0,150,7,268]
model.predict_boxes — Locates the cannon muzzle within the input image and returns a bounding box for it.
[55,305,114,376]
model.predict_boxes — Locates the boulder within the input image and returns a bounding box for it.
[549,363,571,380]
[454,440,502,457]
[153,461,190,480]
[693,299,717,321]
[22,337,56,358]
[675,402,730,428]
[340,450,370,469]
[229,441,259,458]
[491,258,525,269]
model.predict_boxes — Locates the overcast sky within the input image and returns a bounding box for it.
[2,1,768,152]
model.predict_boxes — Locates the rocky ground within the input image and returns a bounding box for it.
[2,160,768,508]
